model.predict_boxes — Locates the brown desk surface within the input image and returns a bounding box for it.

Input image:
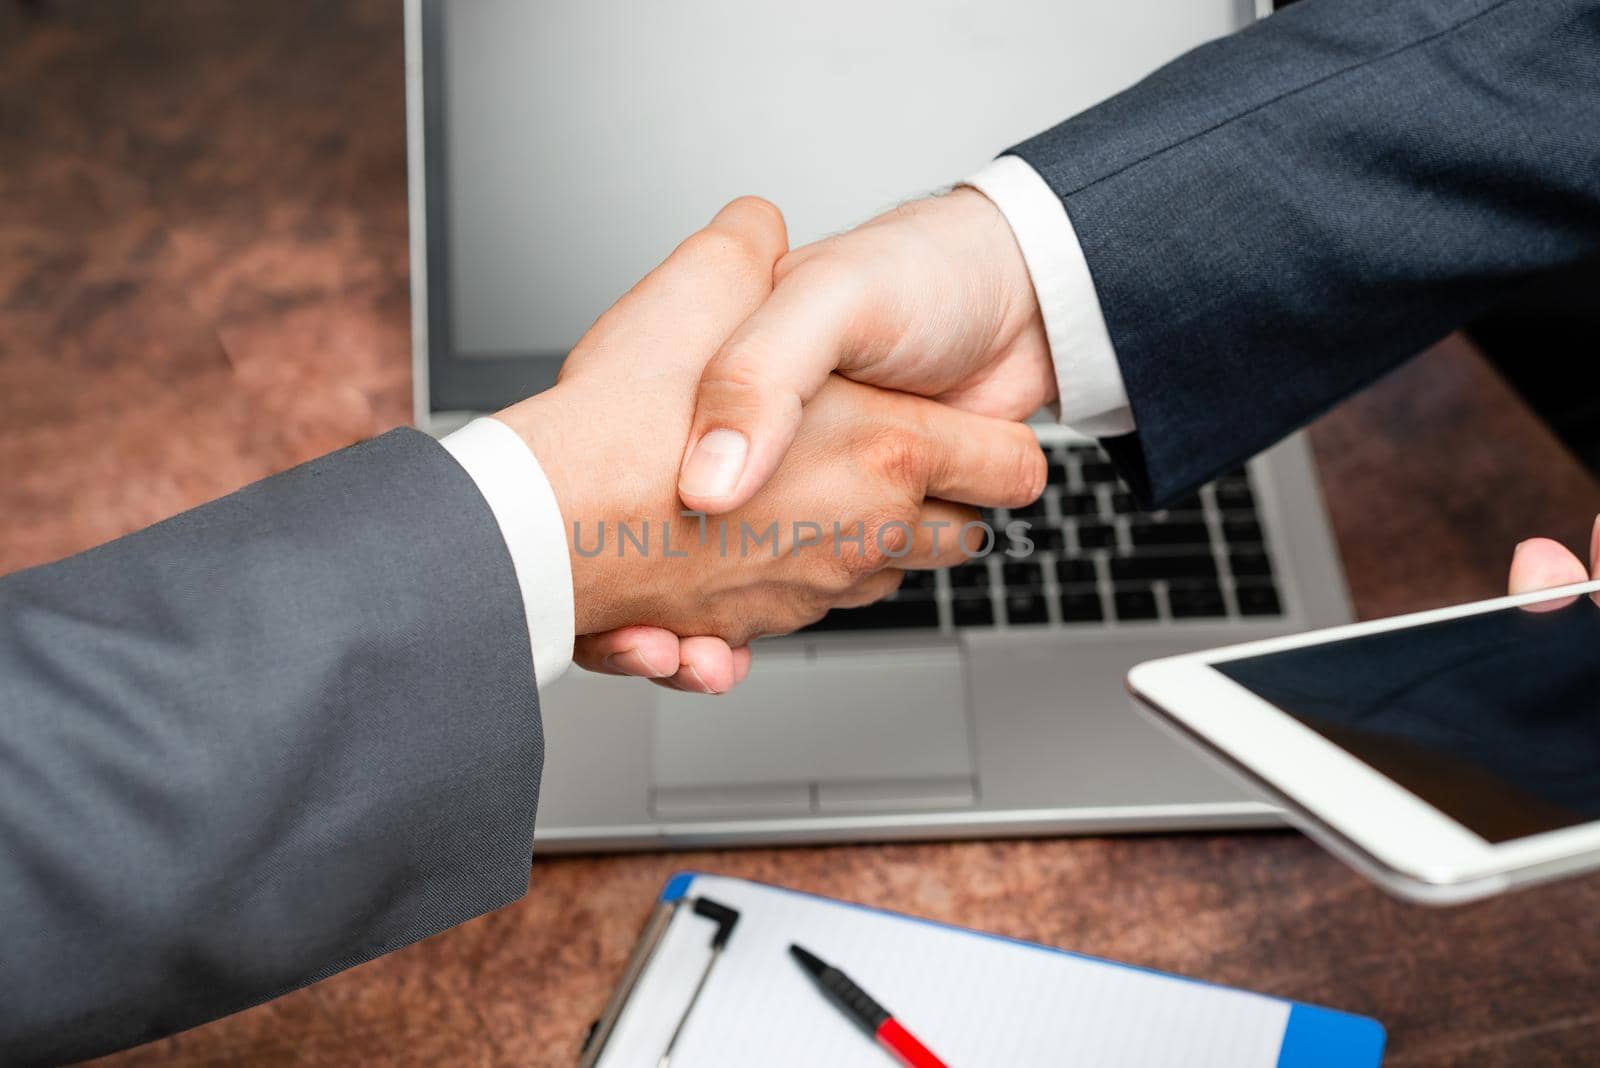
[4,2,1598,1065]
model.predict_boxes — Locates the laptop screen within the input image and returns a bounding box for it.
[419,0,1248,413]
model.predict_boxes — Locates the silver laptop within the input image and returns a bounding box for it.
[405,0,1350,851]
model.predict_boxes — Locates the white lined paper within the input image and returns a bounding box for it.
[594,875,1291,1068]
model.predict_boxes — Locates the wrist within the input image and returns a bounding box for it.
[496,387,584,529]
[938,186,1043,347]
[495,387,621,635]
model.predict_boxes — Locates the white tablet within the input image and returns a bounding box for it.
[1127,579,1600,905]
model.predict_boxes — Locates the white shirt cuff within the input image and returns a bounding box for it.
[440,417,574,690]
[963,155,1136,438]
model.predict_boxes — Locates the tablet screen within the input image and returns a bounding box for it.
[1215,591,1600,844]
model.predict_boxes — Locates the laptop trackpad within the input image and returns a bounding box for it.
[651,650,975,817]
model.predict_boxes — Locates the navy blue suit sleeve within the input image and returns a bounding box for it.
[1010,0,1600,504]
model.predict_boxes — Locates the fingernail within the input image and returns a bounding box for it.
[602,647,668,678]
[682,663,721,695]
[679,429,747,501]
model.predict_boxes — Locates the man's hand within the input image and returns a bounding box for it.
[675,189,1055,514]
[495,198,1046,691]
[1508,516,1600,600]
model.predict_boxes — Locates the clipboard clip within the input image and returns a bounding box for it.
[577,895,741,1068]
[657,897,740,1067]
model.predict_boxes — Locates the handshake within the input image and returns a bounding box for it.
[494,193,1060,693]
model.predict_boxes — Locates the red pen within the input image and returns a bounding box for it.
[789,943,950,1068]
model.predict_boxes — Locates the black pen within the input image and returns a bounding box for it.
[789,943,950,1068]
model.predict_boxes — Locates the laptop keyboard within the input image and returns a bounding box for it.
[805,443,1284,633]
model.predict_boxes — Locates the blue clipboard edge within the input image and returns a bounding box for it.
[1277,1003,1387,1067]
[660,870,1386,1066]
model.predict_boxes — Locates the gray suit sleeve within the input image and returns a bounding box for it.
[1009,0,1600,504]
[0,428,543,1065]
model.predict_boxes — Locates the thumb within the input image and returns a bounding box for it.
[677,265,861,513]
[1508,537,1588,597]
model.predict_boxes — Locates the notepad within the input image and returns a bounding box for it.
[587,872,1384,1068]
